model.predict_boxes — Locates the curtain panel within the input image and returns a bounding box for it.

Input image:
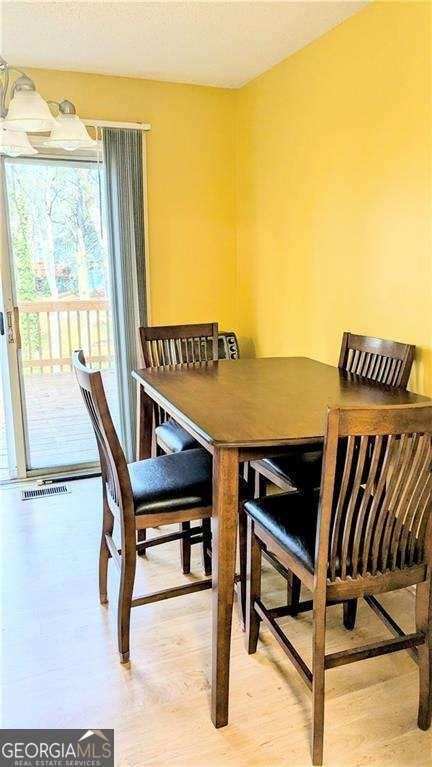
[102,127,147,460]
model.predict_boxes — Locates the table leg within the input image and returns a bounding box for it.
[211,446,239,728]
[136,383,153,460]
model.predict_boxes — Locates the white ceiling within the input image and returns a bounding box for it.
[1,1,368,89]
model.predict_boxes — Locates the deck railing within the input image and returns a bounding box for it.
[18,299,115,373]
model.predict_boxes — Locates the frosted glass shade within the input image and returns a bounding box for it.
[4,89,56,132]
[44,114,96,151]
[0,128,38,157]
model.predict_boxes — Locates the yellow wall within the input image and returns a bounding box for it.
[25,68,237,329]
[236,1,432,394]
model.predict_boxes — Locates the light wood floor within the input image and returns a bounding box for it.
[1,478,431,766]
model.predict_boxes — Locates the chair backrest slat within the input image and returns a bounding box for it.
[339,435,369,579]
[139,322,219,369]
[73,349,132,512]
[328,436,355,581]
[319,404,432,583]
[338,332,415,389]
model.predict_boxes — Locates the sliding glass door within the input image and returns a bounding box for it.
[0,155,121,476]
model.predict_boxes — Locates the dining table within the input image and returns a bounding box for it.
[132,356,429,729]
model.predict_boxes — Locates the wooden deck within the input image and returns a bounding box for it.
[1,297,116,478]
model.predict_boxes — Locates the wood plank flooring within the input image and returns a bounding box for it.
[1,478,430,766]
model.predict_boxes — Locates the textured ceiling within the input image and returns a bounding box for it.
[2,1,368,88]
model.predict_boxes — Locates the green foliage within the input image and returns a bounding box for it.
[5,159,109,364]
[6,168,40,353]
[7,172,36,301]
[6,160,108,301]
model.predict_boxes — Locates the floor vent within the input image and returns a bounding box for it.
[22,485,69,501]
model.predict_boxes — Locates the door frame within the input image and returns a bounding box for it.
[0,157,27,478]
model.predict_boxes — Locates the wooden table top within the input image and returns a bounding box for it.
[133,357,429,449]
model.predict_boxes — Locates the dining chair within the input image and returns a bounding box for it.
[250,333,416,626]
[138,322,219,576]
[244,402,432,765]
[139,324,240,455]
[73,349,214,663]
[139,322,219,453]
[138,323,241,576]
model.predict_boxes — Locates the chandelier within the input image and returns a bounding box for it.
[0,57,96,157]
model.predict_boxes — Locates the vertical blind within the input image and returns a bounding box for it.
[102,127,147,460]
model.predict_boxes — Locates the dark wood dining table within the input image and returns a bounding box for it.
[132,356,429,728]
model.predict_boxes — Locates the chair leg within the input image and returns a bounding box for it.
[343,599,358,630]
[180,521,191,574]
[118,529,137,664]
[254,469,267,499]
[202,517,212,576]
[312,592,327,766]
[245,517,262,654]
[238,505,247,627]
[99,496,114,605]
[137,528,147,556]
[287,571,301,617]
[416,579,432,730]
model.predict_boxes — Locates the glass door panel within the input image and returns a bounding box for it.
[4,156,120,471]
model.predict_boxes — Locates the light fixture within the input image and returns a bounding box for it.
[3,76,56,133]
[0,125,38,157]
[0,57,94,157]
[43,100,96,151]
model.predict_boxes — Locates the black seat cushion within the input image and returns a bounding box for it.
[261,448,323,491]
[129,448,212,515]
[244,491,320,574]
[155,419,199,452]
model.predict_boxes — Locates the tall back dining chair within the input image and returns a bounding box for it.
[139,322,219,455]
[249,332,416,626]
[244,403,432,765]
[137,322,219,574]
[73,350,213,663]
